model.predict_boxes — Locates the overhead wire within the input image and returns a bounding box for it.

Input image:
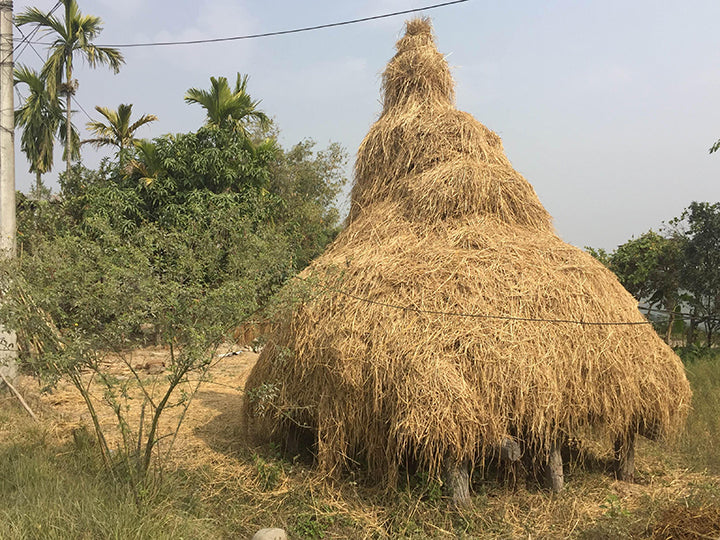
[291,275,720,327]
[2,0,62,65]
[290,275,653,326]
[30,0,470,49]
[11,2,473,119]
[16,22,98,123]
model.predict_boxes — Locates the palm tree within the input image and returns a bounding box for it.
[125,139,165,186]
[14,65,58,195]
[16,0,124,176]
[14,65,79,196]
[84,104,158,157]
[184,73,269,135]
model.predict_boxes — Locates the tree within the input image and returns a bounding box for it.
[267,140,347,269]
[124,139,164,186]
[677,202,720,347]
[184,73,269,135]
[590,231,684,344]
[710,139,720,154]
[14,65,81,198]
[16,0,124,176]
[14,65,61,197]
[83,104,158,157]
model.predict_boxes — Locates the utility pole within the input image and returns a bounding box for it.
[0,0,17,382]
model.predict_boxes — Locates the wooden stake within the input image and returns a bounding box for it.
[0,372,38,422]
[443,454,471,509]
[544,443,564,492]
[614,430,636,482]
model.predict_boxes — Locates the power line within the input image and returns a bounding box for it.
[89,0,470,49]
[71,95,96,122]
[291,275,653,326]
[2,0,62,65]
[14,23,98,124]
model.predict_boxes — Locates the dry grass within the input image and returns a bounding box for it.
[245,17,691,486]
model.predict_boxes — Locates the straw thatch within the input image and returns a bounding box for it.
[245,18,691,486]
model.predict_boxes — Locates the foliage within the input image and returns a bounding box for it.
[6,106,347,489]
[119,128,280,229]
[267,139,347,268]
[588,201,720,346]
[13,65,64,196]
[83,103,157,154]
[606,231,683,310]
[584,246,610,267]
[184,73,269,135]
[675,202,720,346]
[16,0,124,173]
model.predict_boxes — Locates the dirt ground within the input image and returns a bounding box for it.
[9,345,261,470]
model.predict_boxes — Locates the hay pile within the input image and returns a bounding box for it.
[245,18,691,486]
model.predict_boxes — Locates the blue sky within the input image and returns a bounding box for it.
[11,0,720,250]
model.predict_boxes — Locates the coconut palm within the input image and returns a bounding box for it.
[14,65,79,196]
[84,104,158,157]
[184,73,269,135]
[16,0,124,176]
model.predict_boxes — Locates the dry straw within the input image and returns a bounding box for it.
[245,17,691,486]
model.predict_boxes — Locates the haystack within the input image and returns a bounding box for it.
[245,18,691,498]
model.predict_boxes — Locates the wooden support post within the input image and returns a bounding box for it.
[544,443,564,492]
[443,454,471,509]
[499,437,522,462]
[614,430,636,482]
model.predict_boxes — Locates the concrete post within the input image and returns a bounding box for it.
[0,0,17,382]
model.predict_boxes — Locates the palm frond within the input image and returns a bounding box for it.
[15,7,67,39]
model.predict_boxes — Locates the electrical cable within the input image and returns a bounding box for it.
[290,275,653,326]
[86,0,469,49]
[2,0,62,65]
[16,26,98,123]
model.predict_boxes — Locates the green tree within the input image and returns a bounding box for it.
[16,0,124,176]
[268,140,347,269]
[14,65,61,197]
[614,231,684,343]
[590,231,684,344]
[184,73,269,134]
[124,139,165,187]
[83,104,158,157]
[677,202,720,347]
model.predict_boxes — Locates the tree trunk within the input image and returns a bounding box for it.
[443,454,471,509]
[686,315,696,347]
[664,301,676,345]
[544,443,564,492]
[614,431,636,482]
[66,89,72,177]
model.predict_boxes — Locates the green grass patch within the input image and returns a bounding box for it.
[0,427,217,540]
[677,347,720,473]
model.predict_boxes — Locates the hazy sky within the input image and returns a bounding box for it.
[10,0,720,250]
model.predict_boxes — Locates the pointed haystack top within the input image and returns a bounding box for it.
[245,18,691,489]
[351,19,552,230]
[382,18,455,110]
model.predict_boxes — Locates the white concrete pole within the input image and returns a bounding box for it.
[0,0,17,381]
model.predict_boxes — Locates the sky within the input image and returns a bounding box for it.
[9,0,720,251]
